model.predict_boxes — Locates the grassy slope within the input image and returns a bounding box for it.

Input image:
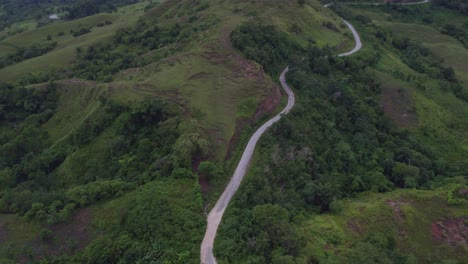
[0,0,353,260]
[0,178,204,262]
[112,0,353,158]
[0,215,41,257]
[0,2,149,82]
[349,5,468,166]
[298,185,468,263]
[1,0,352,159]
[294,4,468,262]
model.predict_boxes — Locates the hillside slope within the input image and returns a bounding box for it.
[0,0,354,263]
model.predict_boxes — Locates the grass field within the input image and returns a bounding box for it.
[0,1,151,83]
[0,0,351,159]
[379,21,468,91]
[298,185,468,263]
[345,4,468,166]
[109,0,354,158]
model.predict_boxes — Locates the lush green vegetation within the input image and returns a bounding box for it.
[0,41,57,69]
[66,0,141,19]
[1,0,467,263]
[0,80,208,262]
[231,22,302,75]
[215,6,468,262]
[434,0,468,14]
[0,0,142,31]
[441,22,468,48]
[72,19,188,82]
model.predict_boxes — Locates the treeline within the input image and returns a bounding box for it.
[369,22,468,101]
[0,0,62,31]
[0,82,208,262]
[0,96,178,216]
[0,0,139,31]
[0,82,58,122]
[216,20,461,262]
[434,0,468,14]
[231,21,302,76]
[0,41,57,69]
[332,3,467,102]
[72,20,188,82]
[66,0,140,19]
[441,22,468,48]
[217,46,453,262]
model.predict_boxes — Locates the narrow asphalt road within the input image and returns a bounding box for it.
[200,0,432,263]
[200,4,367,264]
[338,19,362,57]
[200,67,295,264]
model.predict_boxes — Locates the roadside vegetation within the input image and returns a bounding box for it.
[0,0,466,263]
[0,0,351,262]
[215,1,468,263]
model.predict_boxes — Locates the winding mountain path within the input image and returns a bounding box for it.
[199,0,442,261]
[200,67,295,264]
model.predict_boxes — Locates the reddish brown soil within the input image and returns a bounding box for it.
[386,199,409,241]
[432,218,468,246]
[216,24,283,160]
[51,208,94,253]
[0,218,9,244]
[379,86,418,128]
[21,208,94,263]
[346,218,366,235]
[386,199,407,221]
[458,189,468,197]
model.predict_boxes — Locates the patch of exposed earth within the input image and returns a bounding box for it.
[432,217,468,246]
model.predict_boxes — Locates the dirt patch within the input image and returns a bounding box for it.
[23,208,95,263]
[0,217,9,244]
[458,189,468,197]
[432,217,468,246]
[386,199,407,221]
[379,86,418,128]
[213,24,283,159]
[50,208,94,253]
[346,218,366,235]
[58,78,97,87]
[386,199,409,241]
[224,84,281,161]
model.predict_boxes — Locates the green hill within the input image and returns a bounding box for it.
[0,0,466,263]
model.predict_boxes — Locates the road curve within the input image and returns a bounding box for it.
[200,5,363,264]
[201,67,295,264]
[338,19,362,57]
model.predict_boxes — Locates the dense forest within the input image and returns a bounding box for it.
[0,0,141,31]
[215,14,466,262]
[0,42,57,70]
[0,80,206,262]
[0,0,467,263]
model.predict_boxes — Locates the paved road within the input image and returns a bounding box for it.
[338,19,362,57]
[200,67,295,264]
[200,4,365,264]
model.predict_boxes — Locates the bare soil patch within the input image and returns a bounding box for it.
[0,217,9,244]
[346,218,366,235]
[432,217,468,246]
[386,199,407,221]
[380,86,418,128]
[24,208,94,263]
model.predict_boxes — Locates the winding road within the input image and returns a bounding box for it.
[200,67,295,264]
[200,0,430,262]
